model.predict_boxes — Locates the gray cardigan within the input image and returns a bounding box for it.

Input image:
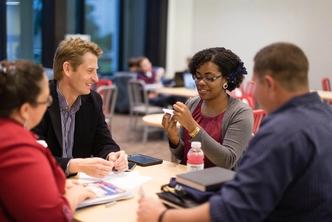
[170,96,253,169]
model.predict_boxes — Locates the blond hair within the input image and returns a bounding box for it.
[53,38,102,80]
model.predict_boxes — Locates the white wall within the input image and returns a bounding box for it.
[167,0,332,89]
[166,0,194,78]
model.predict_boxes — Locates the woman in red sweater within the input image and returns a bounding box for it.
[0,60,94,221]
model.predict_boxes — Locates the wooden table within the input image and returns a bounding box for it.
[142,113,180,129]
[156,87,197,97]
[74,161,186,222]
[142,113,164,128]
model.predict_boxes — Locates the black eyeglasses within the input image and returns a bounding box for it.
[34,95,53,107]
[192,74,223,83]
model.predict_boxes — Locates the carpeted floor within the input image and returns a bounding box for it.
[110,114,172,162]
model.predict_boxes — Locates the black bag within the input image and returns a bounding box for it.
[157,177,215,209]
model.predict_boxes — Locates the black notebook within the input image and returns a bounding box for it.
[176,167,235,192]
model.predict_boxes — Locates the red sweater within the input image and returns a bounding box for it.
[0,118,72,221]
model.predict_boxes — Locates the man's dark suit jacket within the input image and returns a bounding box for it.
[33,80,120,171]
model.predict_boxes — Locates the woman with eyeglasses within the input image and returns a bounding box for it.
[0,60,95,221]
[162,47,253,169]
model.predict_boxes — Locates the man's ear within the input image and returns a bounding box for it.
[62,61,72,77]
[264,73,280,101]
[264,74,277,90]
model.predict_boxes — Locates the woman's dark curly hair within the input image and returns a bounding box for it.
[189,47,247,91]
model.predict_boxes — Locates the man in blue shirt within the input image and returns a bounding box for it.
[137,42,332,222]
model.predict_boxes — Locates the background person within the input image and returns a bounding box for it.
[162,47,253,168]
[137,42,332,222]
[136,56,164,84]
[0,60,95,221]
[128,57,140,72]
[33,38,128,178]
[136,56,179,107]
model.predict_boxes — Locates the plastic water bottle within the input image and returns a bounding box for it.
[187,141,204,171]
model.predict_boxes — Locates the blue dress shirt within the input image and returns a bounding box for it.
[210,92,332,222]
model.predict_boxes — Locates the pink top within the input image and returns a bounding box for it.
[182,100,224,168]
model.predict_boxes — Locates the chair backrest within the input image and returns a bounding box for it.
[96,79,112,88]
[322,77,331,91]
[240,80,256,109]
[244,80,256,97]
[112,72,137,113]
[253,109,266,134]
[241,95,255,109]
[96,85,118,122]
[128,79,149,110]
[228,87,243,99]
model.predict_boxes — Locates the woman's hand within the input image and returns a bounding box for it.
[162,113,179,145]
[64,179,96,211]
[172,102,198,132]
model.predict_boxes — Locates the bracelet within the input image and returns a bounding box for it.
[189,126,200,138]
[158,209,168,222]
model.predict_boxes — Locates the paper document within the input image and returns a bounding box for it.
[162,108,174,116]
[77,181,133,209]
[79,171,151,191]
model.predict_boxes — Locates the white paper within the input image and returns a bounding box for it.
[77,171,151,208]
[79,171,151,191]
[162,108,174,116]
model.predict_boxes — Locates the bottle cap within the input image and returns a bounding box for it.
[191,141,201,149]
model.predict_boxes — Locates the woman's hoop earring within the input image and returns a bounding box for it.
[223,82,228,90]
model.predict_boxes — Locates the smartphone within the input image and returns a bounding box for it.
[128,154,163,167]
[126,162,137,171]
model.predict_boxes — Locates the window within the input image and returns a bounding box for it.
[6,0,42,62]
[85,0,120,75]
